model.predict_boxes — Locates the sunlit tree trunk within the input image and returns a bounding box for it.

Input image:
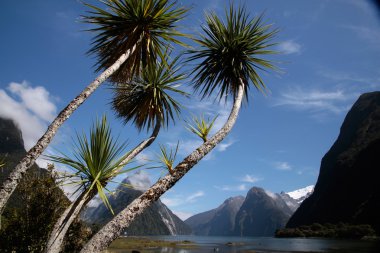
[80,84,245,253]
[45,191,93,253]
[44,121,160,253]
[0,44,138,217]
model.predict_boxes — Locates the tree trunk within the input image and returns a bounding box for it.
[45,191,94,253]
[80,84,245,253]
[120,121,161,166]
[0,44,138,216]
[44,121,160,253]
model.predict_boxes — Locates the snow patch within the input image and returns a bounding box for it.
[287,185,314,203]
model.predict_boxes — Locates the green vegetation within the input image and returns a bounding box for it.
[186,114,218,142]
[108,237,196,252]
[275,223,377,239]
[0,167,91,252]
[45,116,138,253]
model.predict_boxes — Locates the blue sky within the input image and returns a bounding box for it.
[1,0,380,220]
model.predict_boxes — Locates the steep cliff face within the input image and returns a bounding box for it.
[0,118,26,184]
[82,178,191,236]
[234,187,293,236]
[287,92,380,233]
[185,196,245,236]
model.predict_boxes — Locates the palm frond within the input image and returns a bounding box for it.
[45,115,139,213]
[0,156,5,168]
[186,114,218,142]
[156,142,179,174]
[83,0,189,82]
[111,52,189,131]
[188,4,278,102]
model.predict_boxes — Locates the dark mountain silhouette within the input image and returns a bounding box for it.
[287,92,380,234]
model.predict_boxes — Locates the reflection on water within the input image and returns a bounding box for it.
[106,235,380,253]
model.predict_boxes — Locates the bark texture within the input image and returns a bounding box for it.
[45,191,93,253]
[44,121,160,253]
[0,44,138,215]
[80,85,245,253]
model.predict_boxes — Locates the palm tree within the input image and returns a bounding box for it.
[80,5,278,252]
[0,0,188,215]
[111,53,188,166]
[45,55,187,253]
[44,116,135,253]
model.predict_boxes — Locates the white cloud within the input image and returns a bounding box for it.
[125,170,152,191]
[341,25,380,47]
[161,197,183,207]
[172,211,193,221]
[240,174,261,183]
[264,190,278,199]
[278,40,302,55]
[274,88,354,115]
[135,151,154,165]
[161,190,206,208]
[186,191,204,202]
[216,139,234,152]
[214,183,248,192]
[274,161,292,171]
[8,81,57,122]
[0,81,57,150]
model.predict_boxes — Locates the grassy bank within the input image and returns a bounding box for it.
[106,237,196,252]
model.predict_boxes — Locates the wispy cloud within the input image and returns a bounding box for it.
[186,191,205,202]
[274,87,354,114]
[340,25,380,47]
[214,184,248,192]
[0,81,57,151]
[278,40,302,55]
[239,174,262,183]
[135,151,154,165]
[161,190,205,208]
[274,161,292,171]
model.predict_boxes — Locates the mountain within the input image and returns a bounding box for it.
[185,196,245,236]
[0,117,90,252]
[286,185,314,204]
[82,176,191,236]
[185,185,311,237]
[279,185,314,212]
[287,92,380,234]
[0,118,27,185]
[234,187,294,236]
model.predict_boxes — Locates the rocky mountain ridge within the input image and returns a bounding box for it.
[82,176,191,236]
[185,185,313,236]
[287,91,380,234]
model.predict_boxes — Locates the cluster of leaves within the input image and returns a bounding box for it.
[275,223,377,239]
[0,167,92,252]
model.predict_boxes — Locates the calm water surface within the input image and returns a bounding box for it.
[106,235,380,253]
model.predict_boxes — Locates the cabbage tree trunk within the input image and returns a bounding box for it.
[0,44,138,217]
[45,191,94,253]
[45,121,160,253]
[80,84,245,253]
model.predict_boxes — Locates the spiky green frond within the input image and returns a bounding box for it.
[46,116,137,213]
[186,114,218,142]
[111,53,189,131]
[156,142,179,174]
[0,156,5,168]
[188,4,278,102]
[84,0,189,83]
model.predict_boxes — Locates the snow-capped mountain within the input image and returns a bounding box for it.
[287,185,314,204]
